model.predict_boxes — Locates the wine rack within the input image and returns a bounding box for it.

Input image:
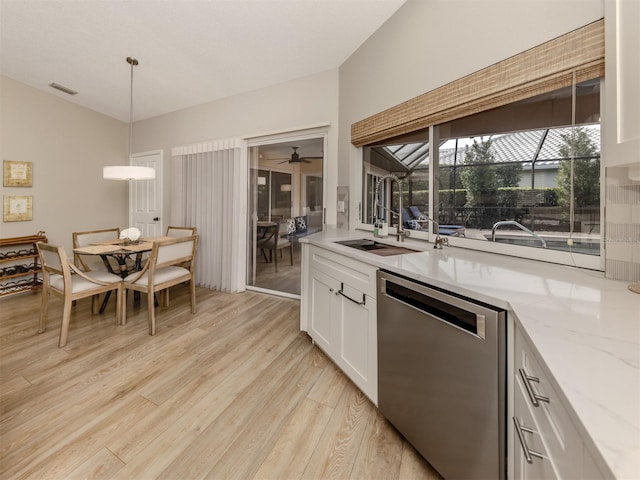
[0,234,47,297]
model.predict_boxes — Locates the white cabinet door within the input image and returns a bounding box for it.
[308,269,338,354]
[336,289,376,402]
[304,245,378,404]
[513,325,608,480]
[582,446,608,480]
[604,0,640,167]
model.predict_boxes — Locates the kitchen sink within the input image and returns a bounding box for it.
[334,239,420,256]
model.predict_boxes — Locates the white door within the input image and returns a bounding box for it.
[130,150,162,237]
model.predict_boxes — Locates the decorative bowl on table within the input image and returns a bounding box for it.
[120,227,141,245]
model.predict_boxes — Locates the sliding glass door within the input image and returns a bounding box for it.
[246,136,325,297]
[255,169,292,222]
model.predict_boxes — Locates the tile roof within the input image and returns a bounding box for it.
[386,124,601,169]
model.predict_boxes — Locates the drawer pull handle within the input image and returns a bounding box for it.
[337,283,366,305]
[519,368,550,407]
[513,417,544,464]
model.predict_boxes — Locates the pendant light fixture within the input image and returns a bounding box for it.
[103,57,155,180]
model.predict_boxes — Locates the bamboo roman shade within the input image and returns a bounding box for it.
[351,19,604,147]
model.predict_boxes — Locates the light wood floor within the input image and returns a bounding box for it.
[0,285,441,480]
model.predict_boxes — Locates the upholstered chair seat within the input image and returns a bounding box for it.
[124,266,190,287]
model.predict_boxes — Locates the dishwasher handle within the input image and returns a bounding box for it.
[380,276,488,339]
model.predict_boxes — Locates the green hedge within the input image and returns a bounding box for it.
[438,187,559,208]
[436,187,561,228]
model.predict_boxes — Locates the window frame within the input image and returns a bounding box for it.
[356,97,604,271]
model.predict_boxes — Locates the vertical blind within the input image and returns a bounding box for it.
[351,19,604,147]
[171,138,247,292]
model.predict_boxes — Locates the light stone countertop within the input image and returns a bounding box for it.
[301,228,640,480]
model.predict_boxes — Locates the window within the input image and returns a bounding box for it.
[363,130,430,229]
[361,80,601,268]
[437,125,600,255]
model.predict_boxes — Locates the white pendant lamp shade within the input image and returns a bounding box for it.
[103,165,156,180]
[103,57,155,181]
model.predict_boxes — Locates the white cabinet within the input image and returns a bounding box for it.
[604,0,640,168]
[513,376,558,480]
[307,268,336,353]
[334,283,376,402]
[513,326,610,479]
[302,244,378,404]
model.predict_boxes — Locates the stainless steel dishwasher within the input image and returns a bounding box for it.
[377,270,507,480]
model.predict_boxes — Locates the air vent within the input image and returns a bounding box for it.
[49,83,77,95]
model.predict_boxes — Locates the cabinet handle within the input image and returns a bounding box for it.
[519,368,550,407]
[512,417,544,464]
[337,282,366,306]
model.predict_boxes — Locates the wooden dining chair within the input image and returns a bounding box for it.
[256,223,293,272]
[166,226,197,237]
[122,235,198,336]
[73,228,122,273]
[36,242,124,348]
[165,226,197,269]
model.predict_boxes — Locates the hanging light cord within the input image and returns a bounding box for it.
[127,57,138,160]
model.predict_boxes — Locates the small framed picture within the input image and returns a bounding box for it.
[3,160,33,187]
[3,195,33,222]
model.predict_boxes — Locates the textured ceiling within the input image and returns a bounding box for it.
[1,0,406,122]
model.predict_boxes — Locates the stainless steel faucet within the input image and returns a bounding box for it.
[375,174,406,242]
[418,212,448,249]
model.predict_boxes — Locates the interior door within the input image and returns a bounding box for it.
[130,150,162,237]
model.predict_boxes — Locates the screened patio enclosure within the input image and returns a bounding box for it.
[364,123,601,256]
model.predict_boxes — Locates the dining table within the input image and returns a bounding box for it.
[73,236,172,312]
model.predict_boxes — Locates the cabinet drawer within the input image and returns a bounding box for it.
[515,329,583,479]
[513,377,559,479]
[309,245,377,298]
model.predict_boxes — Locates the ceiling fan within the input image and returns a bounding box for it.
[278,146,322,164]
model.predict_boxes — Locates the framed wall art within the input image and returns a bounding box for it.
[3,160,33,187]
[3,195,33,222]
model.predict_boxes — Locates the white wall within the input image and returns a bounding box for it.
[338,0,605,226]
[132,69,340,227]
[0,76,128,252]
